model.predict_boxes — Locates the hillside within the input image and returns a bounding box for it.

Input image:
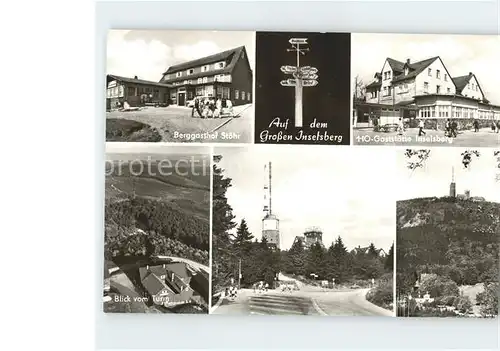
[104,158,210,266]
[397,197,499,286]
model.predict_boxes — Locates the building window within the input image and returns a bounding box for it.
[187,69,194,75]
[428,68,432,76]
[197,78,202,84]
[242,91,246,100]
[164,74,170,80]
[188,80,192,84]
[202,77,208,83]
[431,106,436,118]
[436,85,441,94]
[217,62,225,69]
[235,90,239,99]
[444,74,448,81]
[471,83,475,90]
[420,106,431,118]
[424,82,429,93]
[202,65,209,72]
[128,86,135,96]
[222,87,230,99]
[447,87,451,94]
[468,82,471,88]
[436,70,441,79]
[184,80,188,84]
[176,72,182,78]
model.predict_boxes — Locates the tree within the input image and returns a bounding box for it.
[476,283,499,317]
[367,243,379,258]
[385,243,394,272]
[306,242,327,279]
[233,219,254,255]
[287,237,307,276]
[353,75,366,102]
[418,274,459,298]
[211,156,237,294]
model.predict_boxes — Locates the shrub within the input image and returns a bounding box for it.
[419,274,459,298]
[366,276,393,311]
[476,283,499,317]
[454,295,472,313]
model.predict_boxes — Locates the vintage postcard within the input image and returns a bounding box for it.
[352,34,500,147]
[254,32,351,145]
[395,148,499,317]
[103,144,210,313]
[211,146,394,316]
[106,30,254,143]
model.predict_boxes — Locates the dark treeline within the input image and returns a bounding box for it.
[281,238,393,283]
[105,196,209,265]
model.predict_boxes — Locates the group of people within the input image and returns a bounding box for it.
[191,96,233,118]
[252,281,269,293]
[225,286,238,300]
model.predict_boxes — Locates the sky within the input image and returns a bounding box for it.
[395,148,500,203]
[216,145,396,252]
[105,143,209,161]
[107,30,255,82]
[352,34,500,104]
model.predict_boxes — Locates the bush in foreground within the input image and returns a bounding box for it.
[366,274,393,311]
[106,118,162,142]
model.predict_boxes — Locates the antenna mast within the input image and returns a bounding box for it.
[269,162,272,215]
[452,166,455,182]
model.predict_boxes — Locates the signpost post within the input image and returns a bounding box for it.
[280,38,319,127]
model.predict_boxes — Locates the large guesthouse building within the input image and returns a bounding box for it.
[106,46,253,110]
[354,56,500,129]
[159,45,253,107]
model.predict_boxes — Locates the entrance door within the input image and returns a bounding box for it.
[178,93,185,106]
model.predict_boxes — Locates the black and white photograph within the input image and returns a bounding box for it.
[211,146,394,316]
[396,149,499,317]
[106,30,254,143]
[254,32,351,145]
[103,144,210,313]
[352,33,500,146]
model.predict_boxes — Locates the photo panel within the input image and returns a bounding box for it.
[103,143,211,314]
[254,32,351,145]
[395,148,500,317]
[106,30,255,143]
[352,33,500,147]
[211,145,395,316]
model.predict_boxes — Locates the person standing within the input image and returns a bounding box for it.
[418,119,426,136]
[397,118,405,135]
[473,120,479,132]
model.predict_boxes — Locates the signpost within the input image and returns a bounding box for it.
[280,38,319,127]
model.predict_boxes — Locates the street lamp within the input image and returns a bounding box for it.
[280,38,319,128]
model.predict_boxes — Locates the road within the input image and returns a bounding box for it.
[211,274,393,316]
[353,127,499,147]
[106,104,253,143]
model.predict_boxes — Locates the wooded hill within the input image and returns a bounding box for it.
[396,197,499,293]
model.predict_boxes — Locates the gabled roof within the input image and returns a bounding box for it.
[452,74,470,92]
[162,46,248,77]
[142,272,171,296]
[392,57,439,83]
[386,58,405,73]
[107,74,171,88]
[165,262,191,280]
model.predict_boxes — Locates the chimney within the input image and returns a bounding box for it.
[406,59,410,64]
[469,72,472,76]
[134,75,138,79]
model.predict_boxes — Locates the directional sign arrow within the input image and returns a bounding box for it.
[302,73,318,80]
[299,66,318,74]
[280,65,297,74]
[289,38,308,45]
[302,79,318,87]
[280,80,296,87]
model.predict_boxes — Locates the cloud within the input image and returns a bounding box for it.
[172,41,222,63]
[107,30,171,81]
[352,34,500,104]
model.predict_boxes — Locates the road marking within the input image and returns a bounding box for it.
[311,298,328,316]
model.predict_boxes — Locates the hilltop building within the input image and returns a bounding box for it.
[159,46,253,106]
[449,167,486,202]
[139,262,194,307]
[351,245,387,257]
[354,56,500,129]
[293,227,324,250]
[106,46,253,110]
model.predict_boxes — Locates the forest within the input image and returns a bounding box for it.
[104,196,209,265]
